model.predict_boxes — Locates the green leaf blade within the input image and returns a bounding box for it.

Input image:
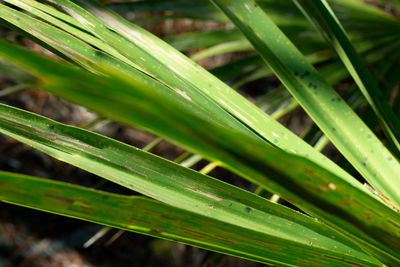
[295,0,400,158]
[0,171,383,267]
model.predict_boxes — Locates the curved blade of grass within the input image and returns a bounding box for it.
[331,0,400,29]
[0,103,376,260]
[0,171,382,267]
[190,40,252,61]
[2,40,400,264]
[210,55,264,82]
[294,0,400,158]
[165,29,243,52]
[44,0,363,190]
[210,0,400,208]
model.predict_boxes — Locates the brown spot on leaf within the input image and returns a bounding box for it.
[150,229,163,234]
[160,214,177,221]
[45,194,74,204]
[387,219,400,229]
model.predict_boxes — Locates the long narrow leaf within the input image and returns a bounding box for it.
[294,0,400,157]
[0,172,381,266]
